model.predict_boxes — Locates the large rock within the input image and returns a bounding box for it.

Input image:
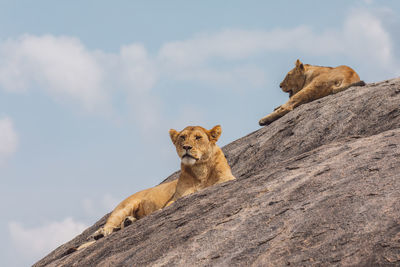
[35,78,400,266]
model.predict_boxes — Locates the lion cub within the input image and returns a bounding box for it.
[75,125,235,251]
[259,59,365,126]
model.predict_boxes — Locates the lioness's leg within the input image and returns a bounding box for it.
[94,199,142,239]
[331,80,365,94]
[259,104,291,126]
[76,240,96,251]
[259,85,317,126]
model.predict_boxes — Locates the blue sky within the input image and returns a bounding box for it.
[1,1,400,266]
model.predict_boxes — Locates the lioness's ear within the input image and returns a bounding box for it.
[295,59,304,71]
[208,125,222,142]
[169,129,179,144]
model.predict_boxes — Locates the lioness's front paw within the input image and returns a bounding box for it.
[102,226,114,236]
[92,226,114,240]
[92,228,105,240]
[259,116,273,126]
[122,216,137,228]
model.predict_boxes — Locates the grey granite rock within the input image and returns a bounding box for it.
[34,78,400,267]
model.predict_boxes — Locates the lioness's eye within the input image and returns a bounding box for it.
[180,135,186,141]
[195,136,202,140]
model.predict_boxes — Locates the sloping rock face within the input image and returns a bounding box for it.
[35,78,400,267]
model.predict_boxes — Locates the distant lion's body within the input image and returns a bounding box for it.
[75,125,235,251]
[259,60,364,126]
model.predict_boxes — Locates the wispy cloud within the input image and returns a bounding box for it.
[0,35,161,131]
[0,116,18,166]
[0,9,398,132]
[158,27,308,66]
[8,218,87,264]
[0,35,107,111]
[158,9,399,81]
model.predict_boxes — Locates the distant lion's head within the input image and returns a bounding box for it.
[169,125,221,166]
[280,59,306,97]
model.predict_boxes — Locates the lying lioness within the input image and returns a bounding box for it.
[75,125,235,251]
[259,59,365,126]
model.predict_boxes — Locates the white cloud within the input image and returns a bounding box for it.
[8,218,87,263]
[0,35,107,112]
[158,9,399,82]
[343,10,393,66]
[0,117,18,166]
[0,8,398,131]
[0,35,162,131]
[157,28,302,88]
[158,27,308,67]
[117,44,161,131]
[119,44,157,93]
[94,43,162,132]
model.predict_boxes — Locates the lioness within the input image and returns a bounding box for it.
[259,59,365,126]
[75,125,235,251]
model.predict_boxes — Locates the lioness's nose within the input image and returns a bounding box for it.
[183,145,192,150]
[279,83,282,88]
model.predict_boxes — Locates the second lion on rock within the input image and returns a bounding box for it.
[259,59,365,126]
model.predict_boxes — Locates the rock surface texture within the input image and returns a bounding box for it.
[35,78,400,267]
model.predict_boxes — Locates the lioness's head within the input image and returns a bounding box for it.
[280,59,306,97]
[169,125,222,166]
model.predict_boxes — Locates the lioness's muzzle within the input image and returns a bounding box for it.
[182,153,198,160]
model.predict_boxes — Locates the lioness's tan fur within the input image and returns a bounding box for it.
[75,125,235,251]
[259,59,364,126]
[167,125,235,205]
